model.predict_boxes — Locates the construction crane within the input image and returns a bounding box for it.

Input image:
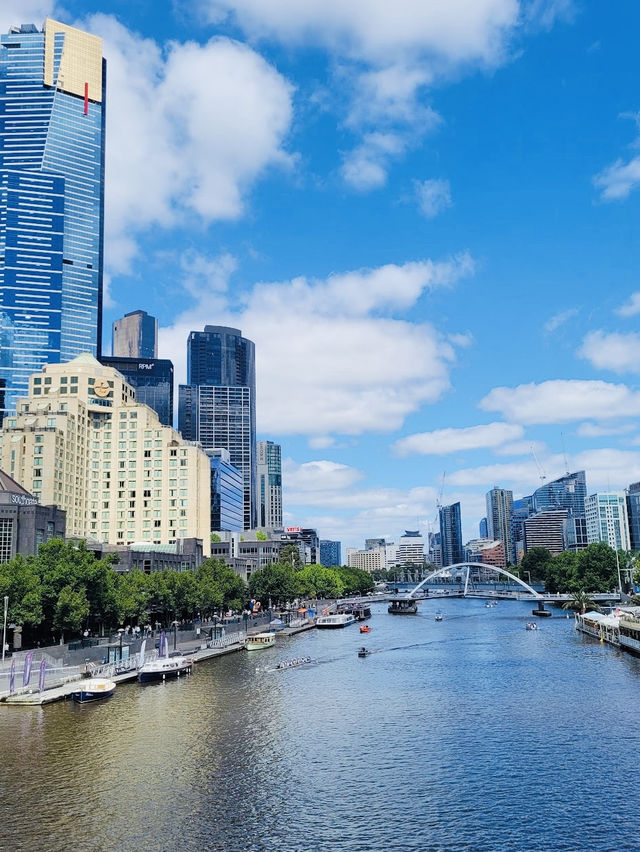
[530,445,546,485]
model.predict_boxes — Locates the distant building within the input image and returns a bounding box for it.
[208,448,243,532]
[210,530,281,582]
[512,496,534,564]
[396,530,425,568]
[0,354,211,551]
[179,326,256,529]
[486,488,514,564]
[257,440,282,528]
[523,510,569,556]
[533,471,587,551]
[91,538,204,574]
[347,545,387,573]
[479,518,488,539]
[439,502,464,567]
[280,526,320,564]
[112,310,158,359]
[626,482,640,551]
[0,470,65,560]
[320,540,341,567]
[585,492,630,550]
[464,538,495,562]
[99,356,174,426]
[365,538,386,550]
[479,539,506,569]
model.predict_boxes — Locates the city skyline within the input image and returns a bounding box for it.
[1,3,639,549]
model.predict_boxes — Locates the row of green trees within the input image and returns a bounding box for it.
[519,542,628,594]
[248,561,374,605]
[0,539,246,646]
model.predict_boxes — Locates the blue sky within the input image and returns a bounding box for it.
[5,1,640,548]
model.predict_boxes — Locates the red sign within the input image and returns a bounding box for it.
[285,526,301,534]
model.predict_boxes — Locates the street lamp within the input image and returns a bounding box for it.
[2,596,8,662]
[117,628,124,661]
[172,620,179,651]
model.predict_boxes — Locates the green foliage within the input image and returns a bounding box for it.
[540,543,619,594]
[279,544,303,570]
[520,547,552,582]
[248,563,297,605]
[53,584,89,637]
[336,566,374,595]
[296,565,344,599]
[0,554,42,626]
[211,533,221,543]
[256,530,268,541]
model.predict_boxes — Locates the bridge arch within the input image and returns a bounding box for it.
[407,563,541,599]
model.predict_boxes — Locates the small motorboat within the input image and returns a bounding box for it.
[359,625,371,634]
[358,647,371,658]
[525,622,539,631]
[435,611,443,622]
[70,678,116,703]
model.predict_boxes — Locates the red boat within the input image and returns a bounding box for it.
[359,625,371,634]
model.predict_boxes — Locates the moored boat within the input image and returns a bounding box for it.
[70,678,116,703]
[138,655,192,683]
[618,612,640,656]
[388,599,418,615]
[245,632,276,650]
[316,613,357,628]
[574,611,620,646]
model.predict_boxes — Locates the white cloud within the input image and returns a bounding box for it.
[0,1,55,31]
[493,439,546,457]
[544,308,577,333]
[480,379,640,425]
[81,14,293,273]
[341,131,408,190]
[160,252,475,436]
[615,292,640,318]
[578,330,640,374]
[594,155,640,202]
[392,422,523,457]
[283,459,364,494]
[308,436,336,450]
[577,422,636,438]
[415,179,453,219]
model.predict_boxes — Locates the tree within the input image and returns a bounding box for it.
[0,554,42,629]
[336,566,374,595]
[279,544,303,570]
[249,563,297,606]
[53,584,89,642]
[296,565,344,599]
[562,589,599,614]
[196,558,246,614]
[520,547,552,583]
[576,543,618,592]
[116,570,151,625]
[256,530,267,541]
[543,550,578,593]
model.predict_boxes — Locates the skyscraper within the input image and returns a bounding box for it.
[585,491,630,550]
[320,540,342,567]
[99,356,174,426]
[533,470,587,550]
[626,482,640,551]
[257,440,282,528]
[112,310,158,359]
[486,487,514,564]
[439,502,464,567]
[179,326,256,529]
[0,20,106,418]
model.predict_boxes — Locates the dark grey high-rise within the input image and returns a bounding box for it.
[533,470,587,551]
[179,326,256,529]
[439,502,464,567]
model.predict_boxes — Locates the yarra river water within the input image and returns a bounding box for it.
[1,599,639,852]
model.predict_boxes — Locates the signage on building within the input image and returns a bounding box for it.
[10,493,38,506]
[285,526,301,534]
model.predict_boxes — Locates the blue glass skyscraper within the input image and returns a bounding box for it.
[439,501,464,567]
[533,470,587,550]
[0,20,105,418]
[179,326,257,529]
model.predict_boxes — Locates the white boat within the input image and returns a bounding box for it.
[435,611,443,622]
[70,678,116,703]
[138,654,192,683]
[316,613,357,628]
[245,632,276,650]
[574,611,620,646]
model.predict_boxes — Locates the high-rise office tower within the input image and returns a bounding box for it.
[626,482,640,551]
[0,20,106,419]
[585,491,630,550]
[112,310,158,359]
[486,487,514,564]
[320,540,342,567]
[207,448,243,532]
[100,356,174,426]
[439,502,464,567]
[179,326,256,529]
[533,470,587,551]
[257,440,282,528]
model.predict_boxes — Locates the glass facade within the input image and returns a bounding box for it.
[99,356,174,426]
[533,470,587,550]
[626,482,640,551]
[439,502,464,566]
[320,539,341,567]
[257,440,282,528]
[486,488,514,564]
[209,452,243,532]
[112,310,158,359]
[0,21,105,418]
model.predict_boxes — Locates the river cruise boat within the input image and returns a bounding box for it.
[138,655,192,683]
[618,611,640,656]
[245,632,276,650]
[70,678,116,703]
[316,613,357,628]
[388,599,418,615]
[574,611,620,646]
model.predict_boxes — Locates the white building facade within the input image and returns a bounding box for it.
[585,492,630,551]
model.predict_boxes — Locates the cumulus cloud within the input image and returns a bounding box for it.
[594,156,640,202]
[577,422,636,438]
[283,459,364,494]
[198,0,543,189]
[81,14,293,273]
[480,379,640,425]
[392,422,523,457]
[414,178,453,219]
[160,251,475,435]
[0,1,54,31]
[615,292,640,317]
[578,330,640,374]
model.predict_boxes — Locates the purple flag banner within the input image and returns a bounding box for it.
[9,657,15,694]
[38,659,46,692]
[23,651,34,687]
[159,631,166,657]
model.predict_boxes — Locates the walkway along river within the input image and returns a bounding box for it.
[0,599,638,852]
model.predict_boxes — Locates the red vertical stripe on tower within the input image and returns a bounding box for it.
[84,82,89,115]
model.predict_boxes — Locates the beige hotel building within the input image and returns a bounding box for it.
[0,355,211,553]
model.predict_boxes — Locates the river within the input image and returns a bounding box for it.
[1,599,638,852]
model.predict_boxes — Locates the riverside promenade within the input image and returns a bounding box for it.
[0,609,318,705]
